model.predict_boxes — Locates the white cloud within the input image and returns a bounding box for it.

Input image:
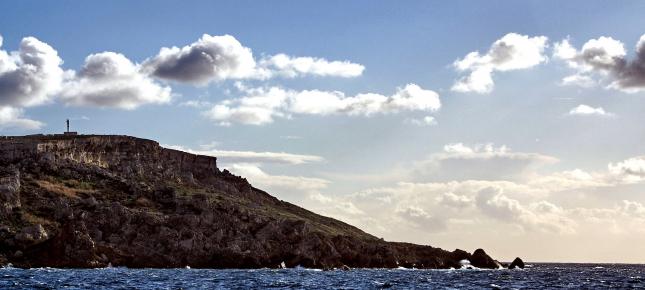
[395,205,446,230]
[405,116,437,126]
[179,100,213,108]
[561,74,596,87]
[414,143,558,181]
[260,53,364,78]
[473,187,576,234]
[61,52,172,109]
[437,192,472,208]
[205,84,440,125]
[527,169,610,193]
[568,104,613,117]
[0,35,64,107]
[0,106,43,130]
[554,34,645,92]
[452,33,548,93]
[225,163,329,192]
[164,144,324,165]
[620,200,645,217]
[142,34,365,85]
[346,180,578,236]
[143,34,261,85]
[608,156,645,183]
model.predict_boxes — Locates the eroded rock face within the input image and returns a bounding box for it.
[15,224,49,246]
[0,134,509,269]
[0,166,21,214]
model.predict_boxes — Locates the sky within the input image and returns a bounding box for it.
[2,0,645,263]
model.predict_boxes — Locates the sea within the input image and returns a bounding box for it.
[1,263,644,289]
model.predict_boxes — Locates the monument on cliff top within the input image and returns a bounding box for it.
[64,119,78,136]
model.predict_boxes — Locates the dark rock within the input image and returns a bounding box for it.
[82,197,98,208]
[509,257,525,269]
[470,248,502,269]
[0,134,507,269]
[15,224,49,247]
[0,167,21,215]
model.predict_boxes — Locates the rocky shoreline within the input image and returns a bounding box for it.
[0,134,523,269]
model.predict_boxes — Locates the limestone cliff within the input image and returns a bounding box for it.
[0,134,503,269]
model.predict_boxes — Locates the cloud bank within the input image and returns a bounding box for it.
[206,84,441,125]
[164,144,324,165]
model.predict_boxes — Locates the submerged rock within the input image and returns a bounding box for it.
[0,134,511,269]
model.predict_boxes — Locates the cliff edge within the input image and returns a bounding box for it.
[0,134,504,269]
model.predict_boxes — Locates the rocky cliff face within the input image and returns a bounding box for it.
[0,134,504,269]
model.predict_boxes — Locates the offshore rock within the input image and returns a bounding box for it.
[470,248,502,269]
[0,134,508,269]
[509,257,525,269]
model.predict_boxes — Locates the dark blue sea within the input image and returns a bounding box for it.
[1,264,644,289]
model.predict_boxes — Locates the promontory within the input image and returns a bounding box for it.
[0,134,510,269]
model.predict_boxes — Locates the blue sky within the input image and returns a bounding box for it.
[2,1,645,262]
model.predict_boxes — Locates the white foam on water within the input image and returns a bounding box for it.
[1,263,14,269]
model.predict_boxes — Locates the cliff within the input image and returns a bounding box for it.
[0,134,504,269]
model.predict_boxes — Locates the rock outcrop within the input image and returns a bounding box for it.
[0,134,510,269]
[470,248,502,269]
[509,257,525,269]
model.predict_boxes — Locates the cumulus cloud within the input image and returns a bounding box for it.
[142,34,365,85]
[568,104,613,117]
[554,34,645,92]
[205,84,441,125]
[314,151,645,250]
[475,187,576,234]
[260,53,364,78]
[395,206,447,230]
[0,35,64,107]
[620,200,645,218]
[608,156,645,183]
[452,33,548,93]
[347,179,579,236]
[164,144,324,165]
[61,52,172,109]
[0,106,43,130]
[142,34,260,85]
[436,192,472,208]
